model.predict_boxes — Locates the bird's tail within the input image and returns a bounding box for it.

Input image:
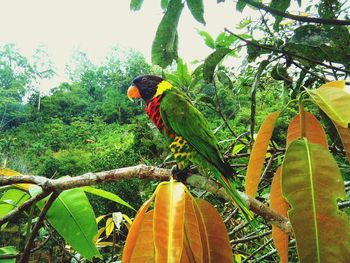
[215,163,254,223]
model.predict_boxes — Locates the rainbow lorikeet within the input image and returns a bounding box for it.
[127,75,251,220]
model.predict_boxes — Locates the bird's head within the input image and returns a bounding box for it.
[127,75,172,102]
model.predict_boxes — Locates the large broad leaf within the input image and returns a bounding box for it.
[151,0,184,68]
[203,48,232,83]
[186,0,205,24]
[82,186,134,210]
[287,112,328,148]
[154,181,186,262]
[307,87,350,128]
[183,194,202,262]
[0,168,32,191]
[0,189,29,229]
[129,211,155,262]
[270,167,289,263]
[0,246,18,263]
[0,189,29,218]
[122,197,154,263]
[290,25,332,47]
[245,111,280,197]
[38,189,101,261]
[334,124,350,164]
[194,199,232,262]
[282,138,350,262]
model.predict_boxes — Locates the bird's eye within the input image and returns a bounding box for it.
[141,77,147,83]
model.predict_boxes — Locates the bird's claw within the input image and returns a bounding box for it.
[171,165,189,184]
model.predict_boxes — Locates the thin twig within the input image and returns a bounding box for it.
[19,192,59,263]
[241,0,350,25]
[231,230,272,244]
[0,190,50,227]
[224,28,350,75]
[242,238,273,262]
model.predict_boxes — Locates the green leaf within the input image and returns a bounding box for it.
[186,0,205,24]
[176,58,191,87]
[82,186,135,211]
[0,189,29,229]
[307,87,350,128]
[247,41,271,62]
[290,25,331,47]
[0,246,18,263]
[198,30,215,49]
[130,0,144,11]
[270,0,291,30]
[282,138,350,262]
[203,48,232,83]
[215,32,238,48]
[161,0,169,10]
[38,189,101,260]
[216,70,234,90]
[151,0,184,68]
[236,0,247,12]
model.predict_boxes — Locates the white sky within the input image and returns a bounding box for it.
[0,0,256,92]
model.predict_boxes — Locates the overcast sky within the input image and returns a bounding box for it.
[0,0,256,92]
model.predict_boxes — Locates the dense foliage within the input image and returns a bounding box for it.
[1,0,350,262]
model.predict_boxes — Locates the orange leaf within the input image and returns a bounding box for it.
[182,194,203,263]
[194,199,232,263]
[122,197,154,263]
[270,167,289,263]
[154,181,186,262]
[245,111,280,197]
[128,211,155,262]
[286,112,328,148]
[334,124,350,163]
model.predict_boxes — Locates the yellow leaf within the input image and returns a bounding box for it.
[307,87,350,128]
[94,227,106,243]
[0,168,32,191]
[245,111,280,197]
[287,112,328,148]
[105,218,114,238]
[122,197,154,263]
[96,215,106,224]
[320,80,345,89]
[123,214,132,225]
[154,180,186,263]
[270,167,289,263]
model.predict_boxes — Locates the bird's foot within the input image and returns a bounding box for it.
[171,165,189,184]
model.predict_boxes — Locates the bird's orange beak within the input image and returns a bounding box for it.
[127,85,141,100]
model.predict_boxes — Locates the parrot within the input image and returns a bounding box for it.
[127,75,251,220]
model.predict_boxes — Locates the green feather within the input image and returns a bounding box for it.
[160,88,252,221]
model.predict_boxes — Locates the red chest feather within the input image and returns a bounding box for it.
[146,96,167,133]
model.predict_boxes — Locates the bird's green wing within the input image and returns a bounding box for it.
[160,89,225,169]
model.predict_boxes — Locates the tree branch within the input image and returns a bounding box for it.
[224,28,350,75]
[0,190,50,227]
[242,0,350,26]
[19,192,59,263]
[0,164,293,236]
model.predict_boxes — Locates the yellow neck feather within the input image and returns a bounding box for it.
[153,80,172,98]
